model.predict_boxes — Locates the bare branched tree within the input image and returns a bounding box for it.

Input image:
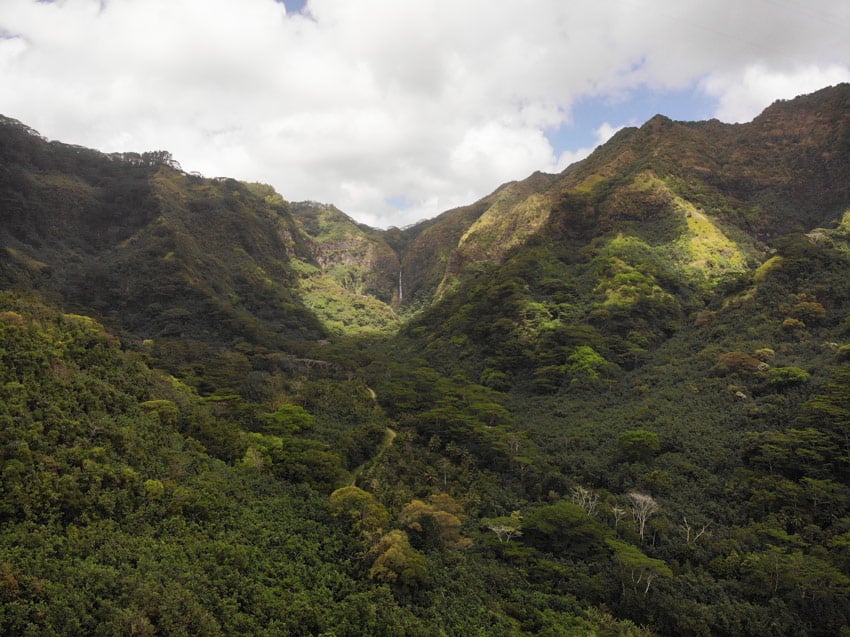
[611,506,627,528]
[570,485,599,517]
[628,492,658,542]
[680,515,711,545]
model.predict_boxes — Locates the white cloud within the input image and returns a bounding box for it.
[553,123,623,173]
[1,0,849,227]
[701,64,850,123]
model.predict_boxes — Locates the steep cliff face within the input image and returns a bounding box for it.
[392,199,492,307]
[289,201,400,304]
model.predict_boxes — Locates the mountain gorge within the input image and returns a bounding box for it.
[2,85,850,635]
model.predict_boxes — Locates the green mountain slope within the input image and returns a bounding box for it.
[392,84,850,307]
[361,85,850,635]
[0,118,323,345]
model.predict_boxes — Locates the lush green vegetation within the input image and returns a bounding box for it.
[367,221,850,636]
[2,85,850,635]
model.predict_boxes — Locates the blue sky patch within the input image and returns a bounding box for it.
[278,0,308,14]
[546,84,719,154]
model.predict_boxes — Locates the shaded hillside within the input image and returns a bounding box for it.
[5,84,848,344]
[0,117,324,348]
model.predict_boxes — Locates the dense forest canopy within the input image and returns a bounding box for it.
[2,85,850,635]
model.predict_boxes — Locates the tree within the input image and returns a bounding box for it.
[482,511,523,543]
[611,506,628,528]
[140,399,179,427]
[522,501,610,557]
[767,366,810,389]
[617,430,660,463]
[566,345,612,387]
[368,530,429,592]
[680,516,710,546]
[329,486,391,545]
[400,494,470,550]
[742,546,850,602]
[262,404,315,435]
[607,538,672,595]
[789,300,826,324]
[799,366,850,472]
[627,492,659,542]
[570,485,599,517]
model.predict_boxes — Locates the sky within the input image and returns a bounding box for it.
[1,1,849,228]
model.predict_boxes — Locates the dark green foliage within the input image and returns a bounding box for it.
[616,430,661,463]
[0,293,384,635]
[522,501,611,557]
[262,403,315,435]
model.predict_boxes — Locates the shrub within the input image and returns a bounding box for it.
[781,317,806,333]
[717,351,763,373]
[753,348,775,362]
[789,301,826,324]
[617,429,661,463]
[768,366,810,387]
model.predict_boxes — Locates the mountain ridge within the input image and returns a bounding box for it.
[3,83,849,335]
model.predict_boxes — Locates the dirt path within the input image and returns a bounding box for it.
[350,426,396,486]
[349,386,397,486]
